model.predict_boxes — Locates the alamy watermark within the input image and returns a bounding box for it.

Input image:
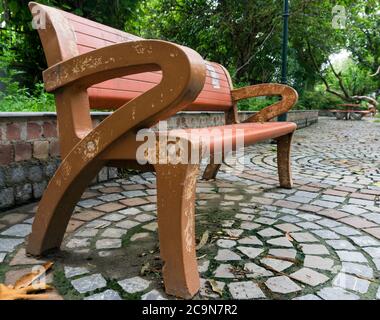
[332,5,346,29]
[136,121,245,171]
[31,6,46,30]
[30,265,47,290]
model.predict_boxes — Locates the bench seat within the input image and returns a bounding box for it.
[172,122,297,149]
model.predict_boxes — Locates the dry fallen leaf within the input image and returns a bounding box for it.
[0,283,52,301]
[0,262,54,300]
[265,255,298,264]
[14,262,54,289]
[140,262,150,276]
[196,231,209,250]
[208,280,223,297]
[285,232,294,242]
[94,223,108,229]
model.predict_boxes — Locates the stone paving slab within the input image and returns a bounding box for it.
[228,281,266,299]
[118,277,151,294]
[71,274,107,294]
[1,118,380,300]
[265,276,302,294]
[85,290,122,300]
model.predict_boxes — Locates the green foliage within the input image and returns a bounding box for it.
[53,268,82,300]
[325,59,379,97]
[298,90,344,110]
[0,82,55,112]
[0,0,379,112]
[0,0,140,89]
[345,0,380,77]
[234,82,281,111]
[127,0,284,84]
[1,46,54,112]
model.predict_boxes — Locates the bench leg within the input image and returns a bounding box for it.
[155,163,200,299]
[202,163,221,180]
[277,132,294,189]
[27,160,104,255]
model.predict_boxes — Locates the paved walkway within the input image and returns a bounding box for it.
[1,117,380,300]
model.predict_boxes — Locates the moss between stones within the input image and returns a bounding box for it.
[53,267,83,300]
[106,279,144,300]
[0,263,9,283]
[121,224,149,248]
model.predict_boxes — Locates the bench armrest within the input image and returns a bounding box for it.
[43,40,206,131]
[42,40,206,158]
[231,84,298,122]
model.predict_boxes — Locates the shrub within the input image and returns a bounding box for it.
[298,90,344,110]
[0,83,55,112]
[0,49,55,112]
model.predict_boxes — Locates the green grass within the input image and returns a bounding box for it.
[106,279,145,300]
[0,263,9,284]
[53,268,83,300]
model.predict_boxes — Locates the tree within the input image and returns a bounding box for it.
[305,0,380,107]
[0,0,140,89]
[1,0,378,111]
[128,0,285,84]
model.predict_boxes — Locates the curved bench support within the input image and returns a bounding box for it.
[155,163,200,298]
[276,132,294,189]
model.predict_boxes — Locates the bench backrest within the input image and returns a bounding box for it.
[29,2,234,112]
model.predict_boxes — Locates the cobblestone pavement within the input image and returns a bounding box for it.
[1,117,380,300]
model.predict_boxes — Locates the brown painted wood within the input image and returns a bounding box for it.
[155,163,200,298]
[276,132,294,189]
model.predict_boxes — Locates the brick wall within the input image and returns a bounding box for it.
[0,114,118,210]
[0,118,58,164]
[0,110,318,210]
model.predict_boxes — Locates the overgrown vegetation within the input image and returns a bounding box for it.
[0,0,379,112]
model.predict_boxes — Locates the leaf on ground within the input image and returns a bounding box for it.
[265,255,298,264]
[373,182,380,187]
[94,223,108,229]
[0,284,48,300]
[140,262,150,276]
[208,280,223,297]
[0,261,55,300]
[14,262,54,289]
[196,231,209,250]
[285,232,294,242]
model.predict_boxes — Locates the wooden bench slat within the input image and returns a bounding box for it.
[91,76,231,94]
[61,13,234,110]
[87,88,233,110]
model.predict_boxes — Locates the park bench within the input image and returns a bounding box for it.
[27,2,298,298]
[330,104,371,120]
